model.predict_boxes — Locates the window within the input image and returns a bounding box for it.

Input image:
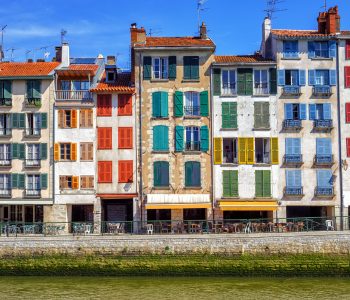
[317,170,333,187]
[60,176,72,189]
[153,125,169,151]
[314,41,329,58]
[26,113,41,136]
[254,102,270,128]
[0,113,11,136]
[0,80,12,102]
[345,67,350,88]
[0,174,11,193]
[315,70,329,85]
[222,170,238,197]
[254,70,268,95]
[316,138,332,160]
[154,161,169,187]
[183,56,199,80]
[222,70,236,95]
[55,143,76,161]
[346,138,350,157]
[237,68,253,95]
[222,138,238,164]
[346,40,350,60]
[255,138,270,164]
[185,161,201,187]
[98,127,112,149]
[72,81,89,91]
[222,102,237,129]
[285,70,299,86]
[106,72,115,82]
[152,57,168,79]
[80,176,94,189]
[346,103,350,123]
[60,143,71,160]
[97,94,112,116]
[98,161,112,183]
[26,80,41,99]
[286,170,302,188]
[58,110,77,128]
[255,170,271,197]
[185,126,200,151]
[26,174,40,191]
[118,127,133,149]
[80,143,93,161]
[152,91,168,118]
[284,103,307,120]
[118,94,132,116]
[118,160,133,183]
[285,138,301,156]
[80,109,93,128]
[0,144,10,163]
[26,144,40,165]
[184,92,200,116]
[283,41,299,58]
[309,104,331,120]
[238,138,254,164]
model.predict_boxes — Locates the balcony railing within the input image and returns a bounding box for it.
[315,187,334,197]
[254,85,269,96]
[284,187,303,196]
[221,84,236,96]
[0,154,11,166]
[55,90,93,101]
[24,127,41,137]
[25,97,42,107]
[283,119,302,130]
[185,141,200,151]
[312,85,332,97]
[314,119,333,130]
[282,86,301,96]
[0,189,11,198]
[25,189,41,198]
[184,106,200,117]
[25,159,41,167]
[0,98,12,107]
[0,128,12,137]
[283,154,303,165]
[283,52,299,59]
[314,154,334,166]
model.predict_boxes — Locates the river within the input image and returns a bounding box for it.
[0,277,349,299]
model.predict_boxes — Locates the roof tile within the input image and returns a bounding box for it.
[91,72,134,93]
[0,62,59,77]
[214,55,274,63]
[134,36,215,48]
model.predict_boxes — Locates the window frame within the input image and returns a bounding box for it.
[152,57,168,79]
[221,69,236,95]
[184,91,200,116]
[59,143,71,160]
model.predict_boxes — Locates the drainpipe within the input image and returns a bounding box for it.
[210,65,215,222]
[138,52,143,225]
[336,40,344,230]
[52,74,56,214]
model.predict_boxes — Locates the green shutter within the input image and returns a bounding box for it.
[191,56,199,79]
[175,126,184,152]
[183,56,191,79]
[255,170,263,197]
[11,174,18,189]
[40,143,47,160]
[185,162,193,187]
[200,126,209,152]
[3,81,12,99]
[222,170,231,197]
[143,56,152,80]
[19,113,25,129]
[154,162,169,187]
[41,113,47,129]
[33,80,41,98]
[237,69,245,95]
[168,56,177,80]
[18,174,25,189]
[11,143,18,159]
[154,162,160,186]
[160,92,168,117]
[231,170,238,196]
[200,91,209,116]
[262,102,270,128]
[245,69,253,95]
[269,68,277,94]
[19,144,25,159]
[152,92,161,117]
[263,170,271,197]
[223,170,238,197]
[11,113,18,128]
[161,126,169,151]
[174,91,183,117]
[237,69,253,95]
[222,102,237,129]
[153,126,168,151]
[254,102,262,129]
[40,174,48,190]
[213,68,221,96]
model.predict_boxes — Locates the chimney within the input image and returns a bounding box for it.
[36,58,45,62]
[318,6,340,34]
[200,22,207,39]
[105,55,117,83]
[260,17,272,59]
[27,59,33,63]
[55,46,62,62]
[61,42,70,68]
[130,23,146,84]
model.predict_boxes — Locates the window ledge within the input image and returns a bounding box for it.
[151,117,169,120]
[253,127,271,131]
[281,57,301,60]
[221,163,239,167]
[221,196,240,200]
[220,94,237,98]
[150,79,169,83]
[253,94,270,98]
[182,151,202,155]
[153,186,171,190]
[311,57,333,61]
[183,116,201,119]
[184,186,202,190]
[220,128,238,131]
[152,151,170,154]
[253,163,272,167]
[182,79,200,83]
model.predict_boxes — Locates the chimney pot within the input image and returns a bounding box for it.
[200,22,207,39]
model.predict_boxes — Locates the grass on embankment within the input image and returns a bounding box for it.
[0,254,350,276]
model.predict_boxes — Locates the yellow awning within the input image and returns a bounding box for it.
[219,201,278,211]
[146,203,212,210]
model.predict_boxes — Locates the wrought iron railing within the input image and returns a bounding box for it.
[55,90,92,101]
[284,154,303,164]
[284,187,303,195]
[315,187,334,196]
[254,85,269,96]
[221,83,236,95]
[25,159,41,167]
[25,97,42,107]
[25,127,41,137]
[282,86,301,96]
[0,128,12,137]
[283,119,302,129]
[185,141,200,151]
[312,85,332,96]
[314,154,333,164]
[25,189,41,197]
[0,98,12,106]
[0,153,11,166]
[0,189,11,198]
[314,119,333,129]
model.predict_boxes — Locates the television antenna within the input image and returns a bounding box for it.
[39,45,53,60]
[0,25,7,62]
[6,47,17,62]
[148,28,162,36]
[25,50,32,61]
[61,29,67,44]
[322,0,327,11]
[264,0,287,19]
[197,0,208,31]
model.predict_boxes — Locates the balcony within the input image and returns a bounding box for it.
[24,127,41,137]
[312,86,332,97]
[313,154,334,167]
[55,90,93,102]
[313,119,333,132]
[315,187,334,197]
[184,106,200,117]
[185,141,200,152]
[282,86,301,97]
[0,189,11,198]
[282,120,302,131]
[0,128,12,137]
[25,189,41,198]
[283,154,303,167]
[284,187,303,196]
[254,86,269,96]
[221,84,236,96]
[24,159,41,168]
[25,97,42,108]
[0,154,11,167]
[0,98,12,107]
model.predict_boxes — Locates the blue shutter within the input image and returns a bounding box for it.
[200,126,209,152]
[286,170,293,187]
[299,104,307,120]
[295,170,302,187]
[329,41,336,58]
[324,138,331,155]
[278,70,285,86]
[317,170,332,187]
[284,103,293,119]
[316,138,322,155]
[308,42,316,58]
[309,104,316,120]
[285,138,292,155]
[316,138,331,155]
[298,70,306,86]
[160,91,168,117]
[175,126,184,152]
[294,138,301,155]
[152,92,161,117]
[329,70,336,86]
[323,103,331,119]
[308,70,316,85]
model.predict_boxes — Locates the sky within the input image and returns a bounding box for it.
[1,0,350,69]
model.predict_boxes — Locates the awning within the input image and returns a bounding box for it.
[146,194,211,210]
[218,201,278,211]
[146,203,212,210]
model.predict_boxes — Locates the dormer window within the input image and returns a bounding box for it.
[106,71,115,82]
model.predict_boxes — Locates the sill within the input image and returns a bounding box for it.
[220,94,237,98]
[221,163,238,167]
[98,181,112,184]
[220,128,238,131]
[80,160,94,162]
[80,188,95,191]
[79,126,94,129]
[253,127,271,131]
[281,57,301,60]
[150,79,169,83]
[184,186,202,190]
[254,196,272,199]
[153,186,171,190]
[152,151,170,154]
[253,94,270,97]
[183,115,201,119]
[182,151,202,155]
[253,163,271,167]
[151,117,169,120]
[311,57,333,61]
[182,79,200,83]
[221,196,240,200]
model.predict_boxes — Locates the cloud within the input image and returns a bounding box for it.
[7,26,58,38]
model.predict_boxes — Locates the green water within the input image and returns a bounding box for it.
[0,277,349,300]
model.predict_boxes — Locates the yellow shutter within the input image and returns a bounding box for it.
[72,176,79,189]
[54,143,60,161]
[271,137,279,164]
[71,143,77,161]
[214,137,222,165]
[71,110,77,128]
[246,137,255,164]
[238,138,247,164]
[58,110,64,128]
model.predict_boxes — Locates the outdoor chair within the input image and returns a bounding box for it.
[146,224,153,235]
[161,223,169,234]
[244,222,252,234]
[325,220,335,231]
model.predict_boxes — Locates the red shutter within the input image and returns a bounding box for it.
[118,127,133,149]
[345,67,350,88]
[98,161,112,183]
[347,139,350,157]
[346,103,350,123]
[118,160,133,183]
[118,94,132,116]
[98,127,112,149]
[346,40,350,60]
[97,94,112,116]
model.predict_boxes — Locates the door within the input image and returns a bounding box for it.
[106,205,127,222]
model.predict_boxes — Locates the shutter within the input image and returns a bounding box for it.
[41,113,47,129]
[299,70,306,86]
[33,80,41,98]
[160,92,168,117]
[200,91,209,116]
[269,68,277,94]
[254,102,262,128]
[230,102,238,128]
[190,56,199,79]
[308,70,316,85]
[26,81,33,98]
[309,104,316,120]
[231,170,238,196]
[19,113,25,129]
[40,174,48,190]
[308,42,316,58]
[213,137,222,165]
[255,170,263,197]
[329,41,336,58]
[183,56,191,79]
[347,139,350,157]
[238,138,247,164]
[3,81,12,99]
[222,170,231,197]
[153,126,168,151]
[245,68,253,95]
[54,143,60,161]
[295,170,302,188]
[346,103,350,123]
[162,126,169,151]
[87,109,93,127]
[19,144,25,159]
[11,174,18,189]
[71,110,77,128]
[323,103,331,120]
[152,92,161,117]
[12,113,18,128]
[247,137,254,164]
[168,56,177,80]
[277,70,285,86]
[71,143,77,160]
[200,125,209,152]
[263,170,271,197]
[162,162,169,186]
[346,67,350,88]
[213,68,221,96]
[324,139,331,155]
[285,138,292,155]
[271,137,279,165]
[237,69,245,95]
[346,41,350,60]
[262,102,270,128]
[299,104,307,120]
[154,162,161,186]
[329,70,337,86]
[40,143,47,160]
[175,126,184,152]
[185,161,192,186]
[58,110,64,128]
[316,138,322,155]
[18,174,25,189]
[72,176,79,189]
[143,56,152,80]
[286,170,293,187]
[222,102,230,128]
[174,91,184,117]
[11,143,18,159]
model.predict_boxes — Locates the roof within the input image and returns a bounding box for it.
[0,62,59,78]
[271,29,350,38]
[56,64,99,77]
[214,55,274,64]
[134,36,215,48]
[90,72,135,93]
